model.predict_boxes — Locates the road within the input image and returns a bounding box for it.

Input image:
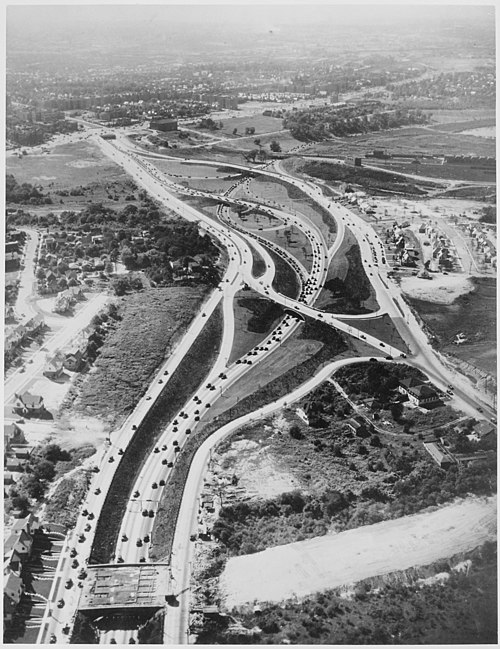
[37,128,495,643]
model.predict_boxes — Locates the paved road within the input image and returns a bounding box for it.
[38,130,495,644]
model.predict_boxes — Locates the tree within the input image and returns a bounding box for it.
[43,444,71,463]
[232,128,238,135]
[32,459,56,481]
[390,402,404,421]
[270,139,282,153]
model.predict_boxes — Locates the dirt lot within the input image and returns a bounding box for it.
[220,495,497,607]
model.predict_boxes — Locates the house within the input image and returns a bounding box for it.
[63,349,85,372]
[43,356,64,380]
[4,423,26,451]
[469,421,496,443]
[4,457,25,472]
[13,392,45,417]
[4,530,33,562]
[10,447,31,461]
[423,442,455,469]
[4,472,17,487]
[399,378,440,407]
[11,513,40,537]
[3,571,24,624]
[5,305,15,321]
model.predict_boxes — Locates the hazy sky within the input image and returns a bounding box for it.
[7,3,494,32]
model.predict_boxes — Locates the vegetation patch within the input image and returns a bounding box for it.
[300,161,431,195]
[43,468,92,529]
[90,304,223,564]
[267,249,301,299]
[67,287,208,430]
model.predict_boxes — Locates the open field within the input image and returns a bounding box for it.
[219,495,497,608]
[203,543,497,645]
[211,114,284,138]
[428,108,496,125]
[303,126,496,160]
[407,277,496,377]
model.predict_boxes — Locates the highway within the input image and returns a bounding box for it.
[37,128,495,643]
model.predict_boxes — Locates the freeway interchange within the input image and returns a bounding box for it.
[38,133,495,644]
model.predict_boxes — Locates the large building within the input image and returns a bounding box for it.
[150,117,178,132]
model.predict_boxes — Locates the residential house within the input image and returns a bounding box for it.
[4,457,24,473]
[295,407,309,425]
[11,513,40,537]
[469,421,496,444]
[63,348,85,372]
[4,472,17,488]
[399,378,440,407]
[3,571,24,624]
[10,447,31,461]
[13,392,45,417]
[43,356,64,380]
[4,423,26,451]
[4,530,33,563]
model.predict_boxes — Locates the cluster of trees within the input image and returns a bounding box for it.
[284,105,429,141]
[7,444,72,514]
[300,160,428,194]
[480,205,496,224]
[212,489,352,555]
[6,174,52,205]
[9,199,220,288]
[336,361,424,405]
[7,119,79,147]
[198,117,223,130]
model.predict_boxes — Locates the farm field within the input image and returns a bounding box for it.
[212,114,284,138]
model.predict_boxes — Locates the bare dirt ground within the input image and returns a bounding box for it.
[399,274,474,304]
[220,495,497,608]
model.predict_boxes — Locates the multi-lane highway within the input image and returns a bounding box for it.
[38,129,494,644]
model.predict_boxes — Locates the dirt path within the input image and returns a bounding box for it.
[219,495,496,608]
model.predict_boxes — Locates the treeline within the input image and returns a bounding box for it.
[6,173,52,205]
[284,106,429,141]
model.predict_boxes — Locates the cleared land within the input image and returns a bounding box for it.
[220,495,496,608]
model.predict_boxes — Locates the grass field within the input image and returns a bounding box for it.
[304,126,496,161]
[215,115,284,138]
[428,108,496,125]
[67,287,208,430]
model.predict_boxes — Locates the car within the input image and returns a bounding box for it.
[92,466,100,473]
[154,447,160,453]
[142,509,149,517]
[57,599,65,608]
[108,456,114,463]
[162,444,167,451]
[70,547,77,558]
[158,379,163,384]
[146,396,152,401]
[84,524,91,532]
[78,569,87,580]
[190,534,197,542]
[143,534,150,543]
[380,343,385,347]
[134,490,140,498]
[132,425,137,430]
[136,539,143,547]
[148,510,155,518]
[386,356,393,361]
[72,559,79,568]
[164,370,169,375]
[152,482,158,489]
[117,448,124,456]
[159,479,165,486]
[117,556,124,563]
[94,488,101,495]
[162,458,168,465]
